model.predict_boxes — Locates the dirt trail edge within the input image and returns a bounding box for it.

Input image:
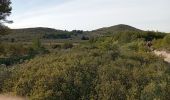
[0,95,26,100]
[154,50,170,63]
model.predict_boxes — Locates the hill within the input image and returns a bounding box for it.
[0,24,169,100]
[1,24,143,42]
[1,27,71,42]
[90,24,142,36]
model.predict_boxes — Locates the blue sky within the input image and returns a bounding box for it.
[8,0,170,32]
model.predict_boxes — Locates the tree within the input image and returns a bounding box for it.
[0,0,12,36]
[0,0,12,24]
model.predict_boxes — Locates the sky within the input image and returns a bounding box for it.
[7,0,170,32]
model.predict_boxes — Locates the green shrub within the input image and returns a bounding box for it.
[1,32,169,100]
[153,34,170,51]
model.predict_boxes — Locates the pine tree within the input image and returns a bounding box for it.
[0,0,12,23]
[0,0,12,35]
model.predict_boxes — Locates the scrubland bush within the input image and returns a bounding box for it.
[1,31,170,100]
[153,34,170,51]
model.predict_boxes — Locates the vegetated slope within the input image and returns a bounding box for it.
[89,24,143,36]
[1,24,143,42]
[0,27,170,99]
[1,36,169,99]
[12,27,61,35]
[2,27,70,42]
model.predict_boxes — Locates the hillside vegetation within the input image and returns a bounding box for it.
[0,25,170,100]
[1,24,143,42]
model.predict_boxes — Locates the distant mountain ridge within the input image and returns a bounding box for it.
[1,24,143,42]
[11,24,142,34]
[97,24,141,31]
[12,27,63,34]
[3,27,70,41]
[90,24,142,35]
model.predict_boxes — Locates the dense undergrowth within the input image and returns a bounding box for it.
[1,1,168,99]
[153,34,170,51]
[0,31,170,100]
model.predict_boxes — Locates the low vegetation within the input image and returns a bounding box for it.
[0,0,169,99]
[153,34,170,51]
[0,29,170,100]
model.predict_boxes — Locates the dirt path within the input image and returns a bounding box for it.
[154,50,170,63]
[0,95,26,100]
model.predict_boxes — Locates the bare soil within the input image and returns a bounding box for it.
[154,50,170,63]
[0,95,26,100]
